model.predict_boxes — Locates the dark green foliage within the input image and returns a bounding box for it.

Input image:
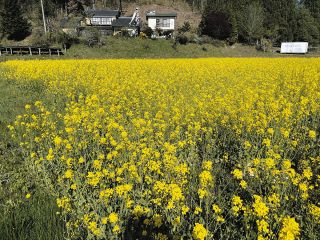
[0,0,31,41]
[229,14,238,44]
[40,0,57,18]
[141,25,153,38]
[176,34,188,44]
[55,31,80,49]
[178,21,191,34]
[304,0,320,43]
[198,0,320,46]
[261,0,297,44]
[199,9,232,40]
[304,0,320,20]
[67,0,84,16]
[295,7,320,45]
[256,38,273,52]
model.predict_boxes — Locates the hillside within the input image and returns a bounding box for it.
[0,0,201,47]
[1,0,319,54]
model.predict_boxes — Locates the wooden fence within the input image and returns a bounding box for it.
[0,46,63,56]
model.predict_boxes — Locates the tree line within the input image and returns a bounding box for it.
[0,0,319,46]
[199,0,320,46]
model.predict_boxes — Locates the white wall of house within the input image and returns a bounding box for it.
[147,17,175,30]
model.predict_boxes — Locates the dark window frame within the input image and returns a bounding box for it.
[156,18,170,28]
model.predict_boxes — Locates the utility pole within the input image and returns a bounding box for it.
[119,0,122,13]
[40,0,47,34]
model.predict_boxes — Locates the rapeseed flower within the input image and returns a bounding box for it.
[192,223,207,240]
[4,58,320,239]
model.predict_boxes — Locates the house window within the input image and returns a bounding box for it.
[91,17,101,25]
[156,18,170,28]
[91,17,112,25]
[101,18,112,25]
[101,18,107,25]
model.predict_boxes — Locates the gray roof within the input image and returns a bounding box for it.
[146,12,177,18]
[112,17,132,27]
[86,9,120,17]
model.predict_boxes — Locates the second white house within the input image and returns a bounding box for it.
[146,11,177,31]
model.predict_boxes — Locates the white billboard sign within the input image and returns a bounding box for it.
[281,42,308,54]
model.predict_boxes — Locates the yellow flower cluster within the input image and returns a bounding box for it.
[2,58,320,239]
[279,217,300,240]
[192,223,208,240]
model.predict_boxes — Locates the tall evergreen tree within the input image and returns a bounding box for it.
[0,0,31,40]
[304,0,320,20]
[199,0,259,42]
[262,0,297,44]
[304,0,320,42]
[295,6,320,45]
[199,7,233,40]
[229,13,238,43]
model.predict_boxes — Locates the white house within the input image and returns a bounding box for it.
[146,11,177,31]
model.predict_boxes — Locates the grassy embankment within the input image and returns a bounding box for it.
[1,38,319,61]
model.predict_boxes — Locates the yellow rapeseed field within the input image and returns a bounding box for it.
[2,58,320,240]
